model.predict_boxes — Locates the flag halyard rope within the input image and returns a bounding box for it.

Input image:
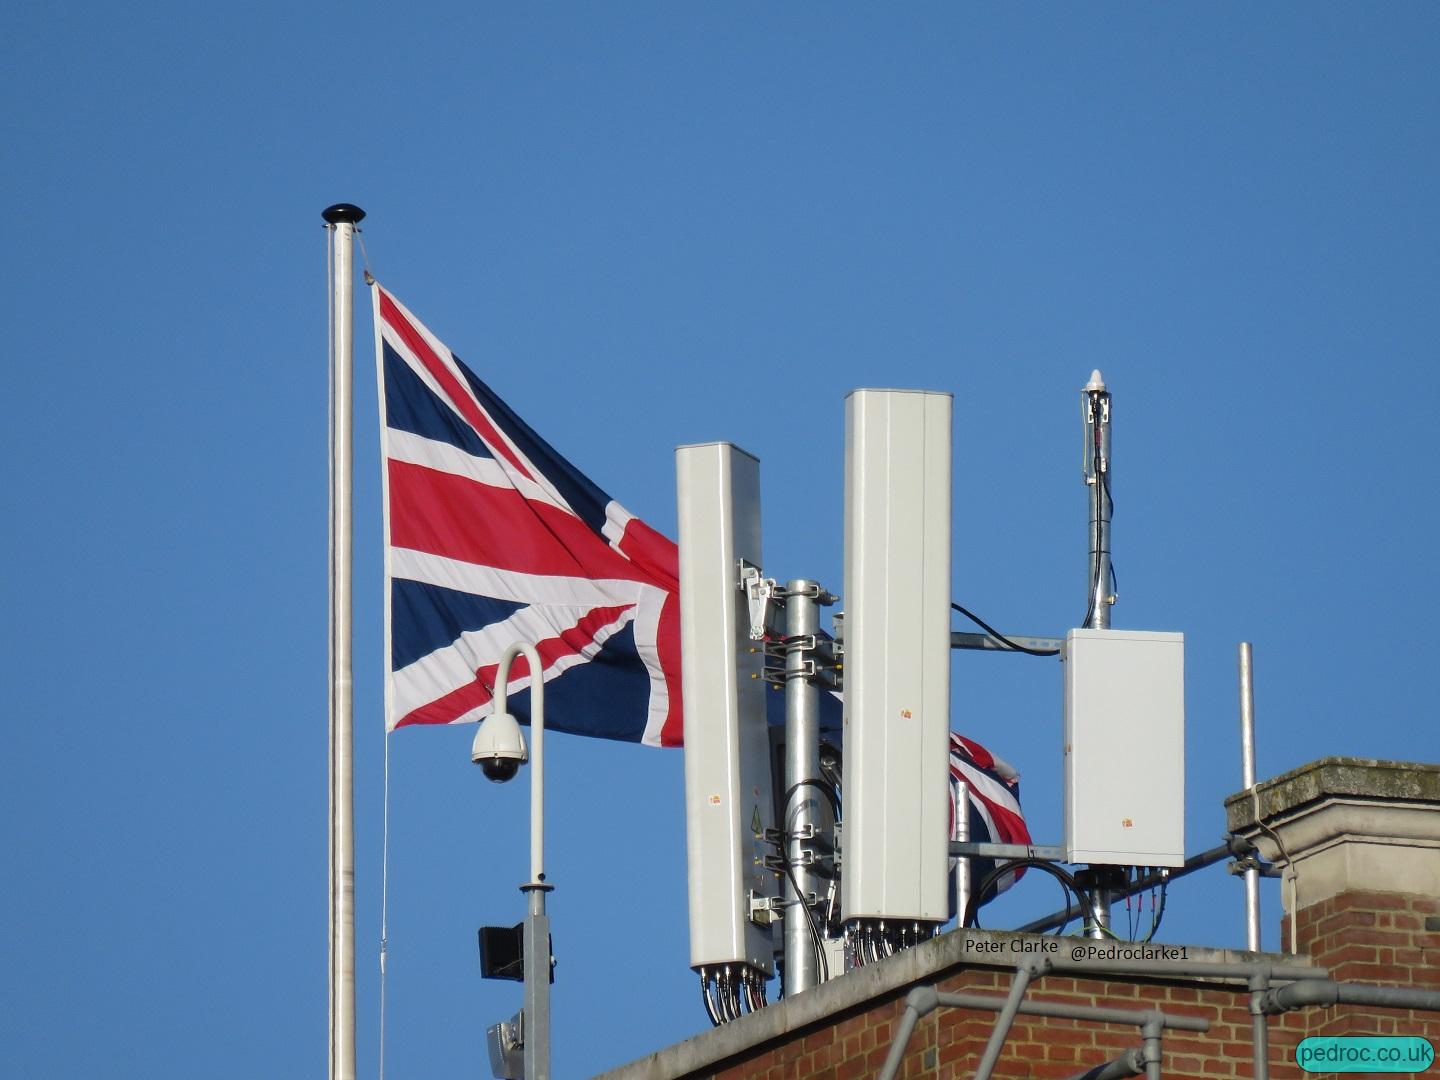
[379,732,391,1080]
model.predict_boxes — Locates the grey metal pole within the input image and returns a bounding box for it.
[1267,979,1440,1013]
[1088,883,1113,941]
[1064,1048,1146,1080]
[954,778,972,926]
[522,888,552,1080]
[323,202,363,1080]
[783,580,821,996]
[973,958,1046,1080]
[1239,643,1263,953]
[1080,866,1122,942]
[1140,1012,1164,1080]
[1082,370,1113,631]
[874,994,926,1080]
[1249,969,1271,1080]
[1082,370,1114,941]
[936,993,1209,1032]
[876,980,1212,1080]
[494,642,552,1080]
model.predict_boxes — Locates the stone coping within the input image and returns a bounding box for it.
[1225,757,1440,833]
[593,929,1301,1080]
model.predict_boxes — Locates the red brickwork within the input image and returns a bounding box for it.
[1286,890,1440,1046]
[698,891,1440,1080]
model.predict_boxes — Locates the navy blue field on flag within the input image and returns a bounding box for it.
[390,580,527,673]
[384,344,496,460]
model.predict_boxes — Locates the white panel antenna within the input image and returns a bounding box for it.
[676,443,776,975]
[840,390,953,924]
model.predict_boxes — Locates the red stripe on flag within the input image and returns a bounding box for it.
[614,516,679,593]
[655,591,684,747]
[973,798,1031,846]
[389,461,646,582]
[953,734,995,771]
[379,290,534,481]
[607,516,684,746]
[394,604,633,728]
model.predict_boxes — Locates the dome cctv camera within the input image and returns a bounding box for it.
[471,710,528,784]
[478,755,522,784]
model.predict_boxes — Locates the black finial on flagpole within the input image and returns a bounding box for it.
[322,203,366,225]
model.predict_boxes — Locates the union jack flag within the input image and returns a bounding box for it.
[950,733,1031,904]
[374,283,683,746]
[373,283,1032,876]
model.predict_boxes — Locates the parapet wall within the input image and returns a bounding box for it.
[597,931,1391,1079]
[598,758,1440,1079]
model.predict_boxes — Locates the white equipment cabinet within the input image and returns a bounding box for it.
[1064,629,1186,867]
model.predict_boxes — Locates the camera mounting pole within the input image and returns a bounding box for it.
[490,642,554,1080]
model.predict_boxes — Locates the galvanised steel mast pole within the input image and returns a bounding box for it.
[323,202,364,1080]
[1083,369,1113,632]
[783,580,822,995]
[1082,370,1116,940]
[953,779,971,927]
[1239,642,1263,952]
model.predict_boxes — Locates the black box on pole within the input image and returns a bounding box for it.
[478,923,555,983]
[478,923,525,982]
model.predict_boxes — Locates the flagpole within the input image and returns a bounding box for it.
[324,201,365,1080]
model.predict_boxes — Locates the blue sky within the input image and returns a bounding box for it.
[4,5,1438,1077]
